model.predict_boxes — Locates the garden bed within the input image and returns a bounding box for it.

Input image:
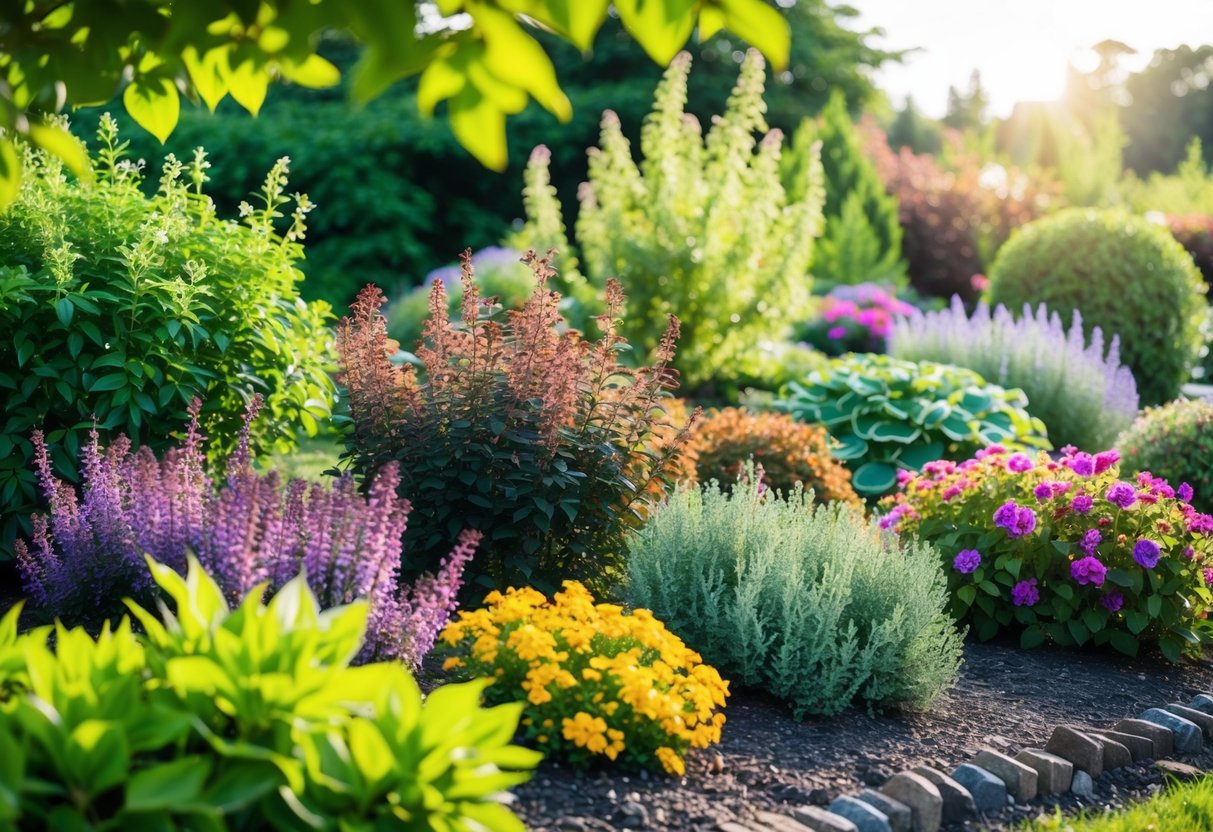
[513,639,1213,831]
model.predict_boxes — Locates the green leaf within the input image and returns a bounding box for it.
[1147,594,1162,618]
[1159,636,1182,663]
[0,138,22,211]
[894,441,945,470]
[67,720,129,795]
[89,373,127,392]
[1109,630,1139,656]
[55,298,74,326]
[182,45,231,111]
[279,54,341,88]
[228,56,270,116]
[1125,610,1150,635]
[125,757,212,812]
[478,6,572,121]
[850,461,897,496]
[710,0,792,70]
[123,76,180,143]
[448,85,508,172]
[615,0,698,65]
[868,421,922,444]
[957,585,977,607]
[28,122,90,179]
[1020,626,1046,649]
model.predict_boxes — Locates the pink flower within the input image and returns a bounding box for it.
[827,326,847,340]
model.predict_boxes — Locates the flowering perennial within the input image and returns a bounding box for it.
[881,445,1213,659]
[15,398,476,665]
[439,581,728,775]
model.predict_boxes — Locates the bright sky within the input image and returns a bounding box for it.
[847,0,1213,117]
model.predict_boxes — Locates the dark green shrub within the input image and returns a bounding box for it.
[777,354,1050,498]
[0,118,335,555]
[1119,398,1213,514]
[988,208,1208,406]
[626,473,963,718]
[0,557,539,829]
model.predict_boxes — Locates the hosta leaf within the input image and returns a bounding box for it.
[851,461,897,496]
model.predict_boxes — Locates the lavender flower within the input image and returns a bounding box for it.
[1105,482,1137,509]
[953,549,982,574]
[1132,538,1161,570]
[993,500,1037,538]
[1100,591,1124,612]
[1179,482,1195,503]
[1011,579,1040,607]
[1065,453,1096,477]
[14,398,478,666]
[1070,556,1107,587]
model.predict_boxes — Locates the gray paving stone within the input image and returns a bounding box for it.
[719,824,763,832]
[756,811,815,832]
[1188,693,1213,714]
[1089,729,1153,762]
[827,796,892,832]
[1156,760,1203,781]
[1113,717,1174,757]
[855,789,912,832]
[1071,770,1094,797]
[1014,749,1073,794]
[950,764,1006,812]
[880,771,942,832]
[1091,733,1132,770]
[1044,726,1103,777]
[911,766,975,824]
[974,748,1037,802]
[1165,703,1213,738]
[790,806,859,832]
[1140,708,1203,754]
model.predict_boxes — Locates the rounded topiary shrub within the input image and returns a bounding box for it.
[987,208,1207,406]
[1119,398,1213,514]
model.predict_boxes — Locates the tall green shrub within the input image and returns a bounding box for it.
[987,208,1208,406]
[0,118,335,555]
[512,50,825,389]
[783,91,905,288]
[627,473,962,718]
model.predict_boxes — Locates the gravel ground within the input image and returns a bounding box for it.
[512,638,1213,831]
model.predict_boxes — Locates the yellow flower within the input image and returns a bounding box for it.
[442,656,464,671]
[507,624,558,662]
[562,711,608,750]
[656,747,685,776]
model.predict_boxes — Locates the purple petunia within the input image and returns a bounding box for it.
[827,326,848,340]
[1011,579,1040,607]
[1006,453,1035,473]
[1033,482,1054,501]
[1205,568,1213,586]
[1070,555,1107,587]
[1080,528,1102,556]
[953,549,982,574]
[1093,450,1120,474]
[1132,538,1161,569]
[1064,452,1096,476]
[1100,591,1124,612]
[1070,494,1094,514]
[1179,482,1195,503]
[993,500,1037,538]
[1105,482,1137,509]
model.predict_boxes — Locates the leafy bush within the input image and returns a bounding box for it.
[687,408,859,505]
[627,474,962,717]
[1119,399,1213,515]
[797,283,918,356]
[1123,138,1213,216]
[0,117,335,556]
[889,297,1139,451]
[337,251,694,596]
[0,557,539,830]
[865,126,1053,302]
[385,247,538,350]
[15,398,475,665]
[783,91,906,288]
[438,580,728,775]
[988,208,1208,406]
[880,446,1213,660]
[512,50,825,388]
[777,354,1050,497]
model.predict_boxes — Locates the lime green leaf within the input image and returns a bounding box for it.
[711,0,791,70]
[280,54,341,88]
[126,757,212,812]
[477,7,572,121]
[448,85,508,172]
[182,45,231,111]
[535,0,611,51]
[28,123,89,178]
[698,5,727,40]
[615,0,697,65]
[123,76,180,143]
[67,720,130,795]
[227,58,270,116]
[0,138,22,211]
[417,55,468,117]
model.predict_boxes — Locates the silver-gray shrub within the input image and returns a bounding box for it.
[626,476,962,718]
[889,296,1139,451]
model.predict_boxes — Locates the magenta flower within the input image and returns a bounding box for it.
[953,549,982,575]
[1093,450,1120,474]
[1065,452,1096,476]
[827,326,847,340]
[1006,453,1034,473]
[1033,482,1053,501]
[1071,494,1094,514]
[1070,555,1107,587]
[1179,482,1195,503]
[1132,538,1161,569]
[1079,528,1102,556]
[993,500,1037,538]
[1011,579,1040,607]
[1105,482,1137,509]
[1100,591,1124,612]
[1205,568,1213,586]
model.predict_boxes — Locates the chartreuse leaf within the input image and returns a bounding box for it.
[521,0,611,51]
[66,719,129,795]
[182,45,231,111]
[0,139,22,211]
[706,0,791,70]
[477,5,572,121]
[227,56,270,116]
[123,75,180,143]
[28,122,90,179]
[279,54,341,88]
[615,0,697,65]
[449,85,509,172]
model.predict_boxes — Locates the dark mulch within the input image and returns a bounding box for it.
[513,638,1213,831]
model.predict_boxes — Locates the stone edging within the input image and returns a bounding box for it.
[718,695,1212,832]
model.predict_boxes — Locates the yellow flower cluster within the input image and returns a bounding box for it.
[439,581,729,775]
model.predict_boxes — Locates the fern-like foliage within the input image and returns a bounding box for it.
[511,50,825,389]
[627,473,962,718]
